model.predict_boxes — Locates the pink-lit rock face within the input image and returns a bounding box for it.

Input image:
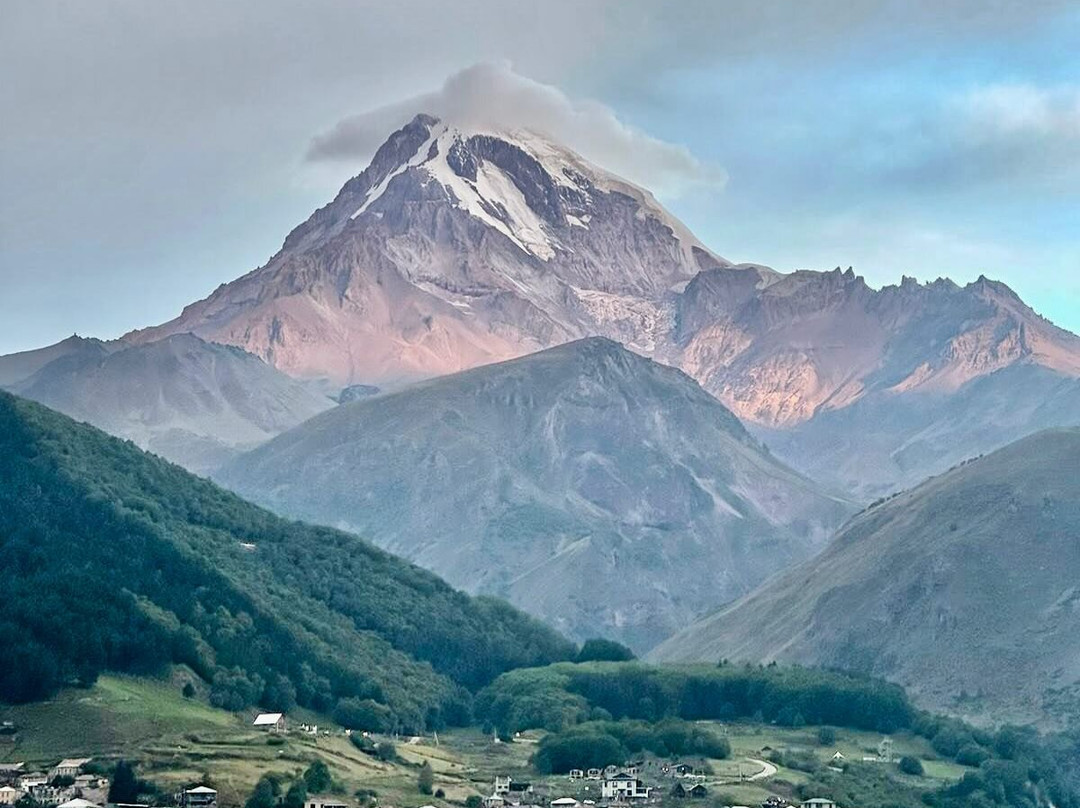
[112,115,1080,496]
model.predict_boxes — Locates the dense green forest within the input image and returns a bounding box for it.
[476,661,914,734]
[478,662,1080,808]
[0,392,574,730]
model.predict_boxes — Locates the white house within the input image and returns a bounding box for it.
[550,799,580,808]
[600,774,650,801]
[568,770,584,781]
[0,787,21,806]
[50,760,92,780]
[801,799,839,808]
[252,713,286,732]
[494,776,512,795]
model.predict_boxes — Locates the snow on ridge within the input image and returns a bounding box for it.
[419,126,557,261]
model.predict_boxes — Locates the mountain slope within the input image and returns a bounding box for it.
[120,114,1080,497]
[0,391,574,728]
[7,333,335,473]
[649,429,1080,728]
[218,338,853,651]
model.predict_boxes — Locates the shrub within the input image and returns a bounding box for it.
[576,638,635,663]
[418,761,434,795]
[955,743,990,767]
[898,756,924,776]
[817,726,837,745]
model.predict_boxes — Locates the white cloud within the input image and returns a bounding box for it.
[957,83,1080,140]
[306,62,726,198]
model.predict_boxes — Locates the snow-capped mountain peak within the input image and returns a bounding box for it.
[343,115,724,267]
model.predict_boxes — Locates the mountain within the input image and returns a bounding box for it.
[649,428,1080,728]
[4,333,335,473]
[129,114,730,387]
[121,114,1080,497]
[673,270,1080,498]
[0,390,575,728]
[218,338,853,652]
[0,334,112,388]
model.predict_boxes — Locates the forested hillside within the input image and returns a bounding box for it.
[0,392,574,730]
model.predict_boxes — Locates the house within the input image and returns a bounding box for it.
[670,783,708,799]
[602,766,619,778]
[483,795,506,808]
[671,764,693,777]
[16,773,47,791]
[831,751,845,762]
[50,759,92,780]
[600,774,650,801]
[494,776,512,795]
[877,738,894,762]
[585,769,601,780]
[550,799,579,808]
[182,786,219,808]
[508,782,532,795]
[0,787,20,805]
[0,764,25,781]
[568,771,584,781]
[304,801,347,808]
[801,800,839,808]
[33,784,75,804]
[252,713,286,732]
[57,799,100,808]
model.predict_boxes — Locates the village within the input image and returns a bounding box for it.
[0,710,856,808]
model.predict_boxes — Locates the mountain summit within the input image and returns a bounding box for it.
[131,114,732,386]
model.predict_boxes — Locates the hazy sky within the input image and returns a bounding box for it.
[2,0,1079,354]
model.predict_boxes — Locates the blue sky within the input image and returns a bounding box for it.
[2,0,1078,354]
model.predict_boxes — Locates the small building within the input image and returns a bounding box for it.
[831,751,845,762]
[57,799,101,808]
[0,764,25,781]
[182,786,219,808]
[585,769,601,780]
[17,773,48,791]
[0,787,21,805]
[801,800,839,808]
[671,764,693,777]
[550,799,580,808]
[304,801,347,808]
[483,795,506,808]
[494,776,512,795]
[252,713,286,732]
[568,770,584,781]
[671,783,707,799]
[50,759,92,780]
[34,785,75,804]
[600,774,649,801]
